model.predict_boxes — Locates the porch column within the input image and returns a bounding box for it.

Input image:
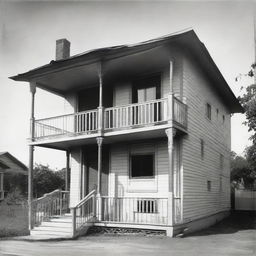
[97,62,104,135]
[28,82,36,230]
[167,60,174,124]
[165,127,176,236]
[96,136,103,221]
[65,150,70,191]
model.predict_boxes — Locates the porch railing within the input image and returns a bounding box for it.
[34,109,98,138]
[70,189,96,237]
[31,189,70,227]
[33,96,187,140]
[100,197,168,225]
[173,97,188,128]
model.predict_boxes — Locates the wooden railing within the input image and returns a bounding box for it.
[104,98,168,130]
[101,197,168,225]
[31,189,70,227]
[33,97,188,140]
[70,189,96,237]
[34,109,98,139]
[173,97,188,128]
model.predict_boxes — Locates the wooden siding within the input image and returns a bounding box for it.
[84,146,109,196]
[182,55,231,222]
[109,140,169,198]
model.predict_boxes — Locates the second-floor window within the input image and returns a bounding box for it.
[132,75,161,103]
[206,103,211,120]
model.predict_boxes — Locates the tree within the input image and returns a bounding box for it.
[231,151,253,189]
[33,164,65,198]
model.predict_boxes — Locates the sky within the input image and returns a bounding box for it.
[0,0,254,170]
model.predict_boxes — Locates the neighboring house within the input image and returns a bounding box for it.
[0,152,28,200]
[10,29,243,239]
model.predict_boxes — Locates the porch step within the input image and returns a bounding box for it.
[28,215,73,240]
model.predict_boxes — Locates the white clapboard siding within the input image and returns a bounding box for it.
[109,141,169,198]
[182,56,231,221]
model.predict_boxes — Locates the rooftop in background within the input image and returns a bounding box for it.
[0,152,28,174]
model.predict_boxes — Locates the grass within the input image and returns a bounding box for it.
[0,202,29,237]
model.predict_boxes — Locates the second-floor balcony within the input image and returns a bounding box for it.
[33,96,187,142]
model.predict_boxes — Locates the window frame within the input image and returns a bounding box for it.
[206,103,212,120]
[207,180,212,192]
[200,139,204,160]
[129,153,155,179]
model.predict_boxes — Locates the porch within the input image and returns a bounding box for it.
[31,189,182,238]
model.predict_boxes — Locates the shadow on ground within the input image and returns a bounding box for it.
[188,210,256,237]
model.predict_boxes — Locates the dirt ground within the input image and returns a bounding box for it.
[0,211,255,256]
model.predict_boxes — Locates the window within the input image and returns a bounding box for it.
[216,108,219,119]
[130,154,154,178]
[137,199,157,213]
[200,139,204,159]
[220,154,224,170]
[132,75,161,103]
[222,115,225,124]
[207,180,212,191]
[206,103,211,120]
[219,176,223,192]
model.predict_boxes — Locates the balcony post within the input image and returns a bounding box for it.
[97,62,104,134]
[165,127,176,236]
[167,60,174,124]
[28,82,36,231]
[96,136,103,221]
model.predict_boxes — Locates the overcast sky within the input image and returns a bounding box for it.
[0,0,254,169]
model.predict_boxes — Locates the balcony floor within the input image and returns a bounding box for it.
[30,123,174,150]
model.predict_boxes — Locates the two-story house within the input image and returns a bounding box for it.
[10,29,243,239]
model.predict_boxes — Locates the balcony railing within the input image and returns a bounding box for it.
[104,98,167,130]
[34,109,98,138]
[33,96,187,140]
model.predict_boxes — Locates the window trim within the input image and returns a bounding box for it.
[207,180,212,192]
[206,103,212,120]
[129,153,155,179]
[200,139,204,160]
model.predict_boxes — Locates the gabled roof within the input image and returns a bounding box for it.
[10,29,243,113]
[0,152,28,174]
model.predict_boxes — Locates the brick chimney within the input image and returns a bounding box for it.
[56,39,70,60]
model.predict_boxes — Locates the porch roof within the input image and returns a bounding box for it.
[10,29,243,113]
